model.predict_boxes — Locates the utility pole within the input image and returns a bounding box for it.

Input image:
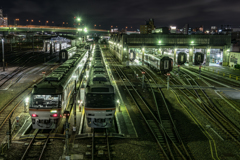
[64,111,70,158]
[32,34,34,54]
[142,71,145,89]
[199,65,202,79]
[177,65,180,76]
[167,73,170,90]
[10,37,12,52]
[2,38,5,71]
[74,80,77,128]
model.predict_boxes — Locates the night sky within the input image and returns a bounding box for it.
[2,0,240,30]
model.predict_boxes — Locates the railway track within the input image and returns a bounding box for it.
[20,129,53,160]
[171,69,240,145]
[183,67,240,88]
[0,53,42,88]
[106,51,191,160]
[92,129,111,160]
[135,66,193,159]
[140,66,221,159]
[0,65,59,144]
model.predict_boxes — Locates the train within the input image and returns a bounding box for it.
[137,52,173,73]
[29,49,89,129]
[84,45,116,128]
[177,52,187,65]
[59,46,77,62]
[194,52,204,65]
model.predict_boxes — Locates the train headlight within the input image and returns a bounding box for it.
[117,99,120,103]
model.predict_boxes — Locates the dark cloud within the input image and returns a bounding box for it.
[3,0,240,30]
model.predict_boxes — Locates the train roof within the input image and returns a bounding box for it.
[33,50,88,95]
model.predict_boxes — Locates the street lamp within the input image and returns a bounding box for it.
[46,21,49,26]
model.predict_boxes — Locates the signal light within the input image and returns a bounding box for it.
[32,114,38,117]
[52,114,58,117]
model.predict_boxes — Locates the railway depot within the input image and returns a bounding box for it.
[0,39,240,160]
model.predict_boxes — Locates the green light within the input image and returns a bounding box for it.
[77,18,81,21]
[191,41,194,44]
[78,28,82,31]
[158,41,161,43]
[84,28,87,32]
[14,28,16,30]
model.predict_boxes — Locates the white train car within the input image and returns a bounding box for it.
[29,50,88,129]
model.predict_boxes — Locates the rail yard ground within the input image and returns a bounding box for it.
[1,46,240,160]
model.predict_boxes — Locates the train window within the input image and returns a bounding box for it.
[62,52,65,59]
[91,88,109,92]
[181,55,184,62]
[197,55,201,61]
[32,95,60,108]
[164,60,169,69]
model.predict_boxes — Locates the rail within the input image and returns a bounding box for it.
[92,129,111,160]
[178,69,240,145]
[202,66,240,81]
[108,52,187,159]
[145,67,221,160]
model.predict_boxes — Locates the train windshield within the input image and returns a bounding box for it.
[86,93,115,108]
[164,60,169,69]
[32,95,61,108]
[197,55,201,61]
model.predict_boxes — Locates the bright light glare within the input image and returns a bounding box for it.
[142,48,145,51]
[25,97,29,103]
[158,41,161,43]
[77,18,81,21]
[84,28,87,32]
[124,48,126,51]
[78,28,82,31]
[117,99,120,103]
[191,41,194,44]
[217,54,220,57]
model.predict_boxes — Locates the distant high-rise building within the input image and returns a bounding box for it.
[154,27,169,34]
[210,26,218,34]
[0,9,8,26]
[140,18,155,34]
[170,26,177,34]
[199,25,204,32]
[188,27,192,35]
[183,24,189,35]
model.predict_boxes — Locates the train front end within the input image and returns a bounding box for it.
[30,86,62,129]
[85,86,116,128]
